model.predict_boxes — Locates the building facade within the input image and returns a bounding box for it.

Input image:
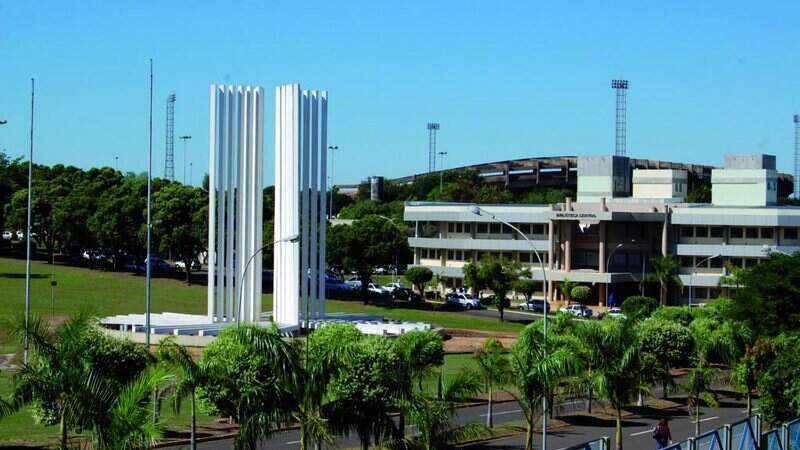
[404,154,799,306]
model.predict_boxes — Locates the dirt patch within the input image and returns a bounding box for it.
[442,328,518,353]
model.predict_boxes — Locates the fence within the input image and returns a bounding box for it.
[761,418,800,450]
[565,437,611,450]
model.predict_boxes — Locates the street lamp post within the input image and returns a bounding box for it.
[23,79,34,365]
[604,243,624,306]
[761,244,791,256]
[469,205,549,450]
[689,254,720,308]
[236,234,299,326]
[179,135,192,185]
[145,59,154,348]
[328,145,338,219]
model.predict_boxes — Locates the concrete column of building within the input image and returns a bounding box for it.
[547,220,554,270]
[414,249,420,265]
[564,221,572,272]
[661,205,670,256]
[599,283,606,307]
[547,279,554,304]
[598,222,607,273]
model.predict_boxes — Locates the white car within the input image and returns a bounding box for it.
[385,282,406,293]
[15,230,24,240]
[447,293,482,310]
[559,304,593,318]
[603,307,626,319]
[367,283,390,295]
[345,277,362,289]
[2,231,12,240]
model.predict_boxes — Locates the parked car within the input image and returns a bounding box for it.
[2,231,12,240]
[392,287,422,303]
[518,299,551,314]
[446,293,482,310]
[175,259,201,271]
[599,307,626,319]
[138,257,172,273]
[345,277,362,289]
[559,304,593,318]
[15,230,24,240]
[385,282,406,293]
[325,274,353,295]
[367,283,390,296]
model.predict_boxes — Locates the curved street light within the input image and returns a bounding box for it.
[689,254,720,308]
[236,234,300,326]
[468,204,550,450]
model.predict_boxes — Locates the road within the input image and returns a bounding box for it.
[164,395,750,450]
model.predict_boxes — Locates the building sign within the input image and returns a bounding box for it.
[555,212,599,219]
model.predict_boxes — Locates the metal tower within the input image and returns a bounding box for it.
[427,122,440,172]
[164,93,176,180]
[794,114,799,198]
[611,80,628,156]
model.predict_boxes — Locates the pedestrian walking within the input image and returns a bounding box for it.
[653,417,672,449]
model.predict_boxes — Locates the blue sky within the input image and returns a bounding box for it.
[1,1,799,185]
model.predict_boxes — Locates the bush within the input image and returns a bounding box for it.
[651,306,694,327]
[570,286,591,305]
[621,296,658,320]
[404,266,433,292]
[758,334,800,424]
[639,318,693,368]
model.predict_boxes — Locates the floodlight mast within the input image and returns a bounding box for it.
[794,115,799,199]
[611,79,629,157]
[427,122,440,173]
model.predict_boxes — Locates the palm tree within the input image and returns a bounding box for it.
[685,366,720,435]
[642,255,683,306]
[571,320,605,413]
[473,338,511,427]
[579,318,644,450]
[386,370,486,450]
[156,338,206,450]
[510,321,580,450]
[394,330,445,438]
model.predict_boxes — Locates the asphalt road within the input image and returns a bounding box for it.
[164,393,750,450]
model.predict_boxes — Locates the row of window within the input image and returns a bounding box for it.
[445,222,548,235]
[419,248,548,263]
[680,255,762,269]
[680,226,797,240]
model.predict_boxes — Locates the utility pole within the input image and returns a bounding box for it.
[146,60,153,348]
[23,78,34,365]
[328,145,338,218]
[179,135,192,184]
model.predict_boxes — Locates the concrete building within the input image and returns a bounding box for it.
[405,154,799,306]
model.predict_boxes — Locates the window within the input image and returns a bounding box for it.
[503,252,514,261]
[746,228,759,239]
[709,257,723,269]
[728,258,743,268]
[745,258,759,267]
[490,223,501,234]
[785,228,799,240]
[519,252,531,263]
[681,256,694,267]
[464,223,471,234]
[730,227,743,238]
[681,227,694,238]
[502,224,513,234]
[447,250,454,260]
[477,223,488,234]
[695,227,709,238]
[519,223,531,234]
[761,228,774,239]
[532,224,545,234]
[710,227,724,238]
[448,223,455,233]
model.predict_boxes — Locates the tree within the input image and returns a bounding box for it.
[686,184,711,203]
[733,339,772,417]
[327,215,409,303]
[464,256,521,322]
[405,267,433,293]
[394,331,445,439]
[510,321,580,450]
[4,181,59,262]
[620,296,658,321]
[570,286,591,305]
[513,278,539,302]
[152,183,208,283]
[296,324,364,450]
[473,338,510,427]
[638,319,693,399]
[757,334,800,424]
[561,278,577,303]
[157,338,208,450]
[643,255,683,306]
[325,336,405,450]
[89,175,148,270]
[730,252,800,337]
[12,314,157,450]
[579,318,643,450]
[198,325,300,450]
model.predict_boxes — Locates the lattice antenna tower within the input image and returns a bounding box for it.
[794,114,799,198]
[611,80,628,156]
[164,93,176,180]
[427,122,440,172]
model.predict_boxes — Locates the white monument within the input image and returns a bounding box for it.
[207,85,265,323]
[273,84,328,328]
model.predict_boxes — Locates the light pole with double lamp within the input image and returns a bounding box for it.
[469,204,550,450]
[328,145,339,219]
[236,234,300,326]
[689,254,720,308]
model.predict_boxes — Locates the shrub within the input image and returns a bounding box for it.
[651,306,694,327]
[404,266,434,292]
[621,296,658,320]
[639,318,693,368]
[571,286,591,305]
